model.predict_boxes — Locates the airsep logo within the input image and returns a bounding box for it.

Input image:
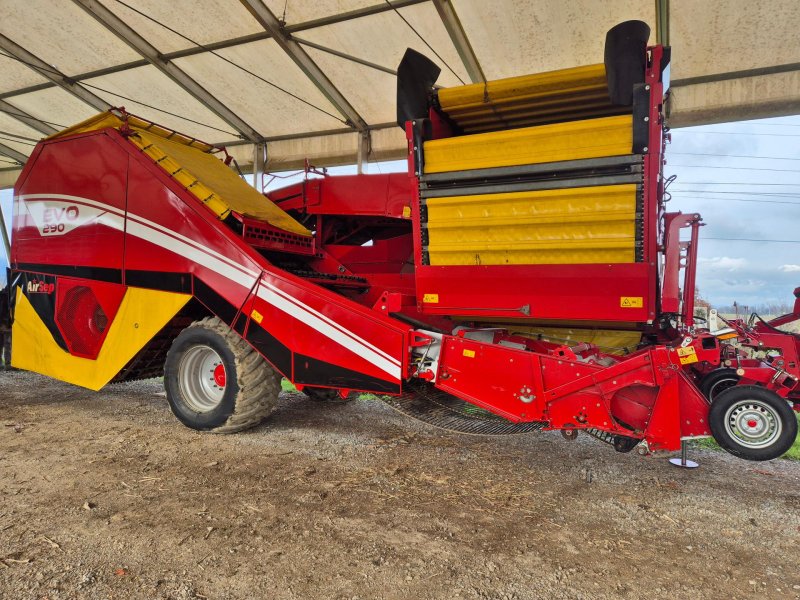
[27,280,55,294]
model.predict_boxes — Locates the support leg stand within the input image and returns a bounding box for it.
[668,441,699,468]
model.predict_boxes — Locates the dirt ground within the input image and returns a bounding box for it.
[1,370,800,600]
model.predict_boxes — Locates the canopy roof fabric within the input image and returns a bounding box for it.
[0,0,799,188]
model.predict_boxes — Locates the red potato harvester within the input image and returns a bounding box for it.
[4,21,798,461]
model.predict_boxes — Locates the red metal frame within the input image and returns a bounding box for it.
[404,46,671,327]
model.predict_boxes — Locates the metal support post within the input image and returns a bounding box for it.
[253,142,267,192]
[0,201,11,266]
[356,131,370,174]
[668,440,699,468]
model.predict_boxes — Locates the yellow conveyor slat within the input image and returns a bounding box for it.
[423,115,633,174]
[436,63,621,132]
[425,184,638,266]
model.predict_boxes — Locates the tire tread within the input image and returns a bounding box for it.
[176,316,280,434]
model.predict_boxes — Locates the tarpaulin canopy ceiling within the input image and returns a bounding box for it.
[0,0,799,188]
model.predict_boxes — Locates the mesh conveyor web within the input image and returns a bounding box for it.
[380,382,546,436]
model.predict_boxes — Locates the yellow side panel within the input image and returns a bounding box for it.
[501,325,642,357]
[426,184,637,265]
[45,111,310,237]
[11,287,191,391]
[423,115,632,174]
[438,64,608,112]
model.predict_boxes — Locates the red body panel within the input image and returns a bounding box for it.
[12,129,411,395]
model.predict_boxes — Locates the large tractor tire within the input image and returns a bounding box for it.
[708,385,797,461]
[164,317,281,433]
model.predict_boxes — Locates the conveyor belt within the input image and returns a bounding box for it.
[48,112,311,237]
[435,63,626,133]
[383,381,546,435]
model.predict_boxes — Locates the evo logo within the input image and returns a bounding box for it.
[42,205,79,234]
[27,280,55,294]
[25,199,110,237]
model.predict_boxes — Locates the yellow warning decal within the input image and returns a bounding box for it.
[402,205,412,218]
[251,309,264,324]
[463,349,476,358]
[677,346,698,365]
[423,294,439,304]
[620,296,643,308]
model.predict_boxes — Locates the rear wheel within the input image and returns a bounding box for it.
[164,316,281,433]
[709,385,797,461]
[699,367,740,400]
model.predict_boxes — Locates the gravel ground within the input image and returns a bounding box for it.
[1,369,800,600]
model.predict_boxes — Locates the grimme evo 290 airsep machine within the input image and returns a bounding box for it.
[5,21,799,460]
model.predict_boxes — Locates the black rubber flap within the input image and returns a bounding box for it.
[396,48,441,128]
[631,83,651,154]
[604,20,650,106]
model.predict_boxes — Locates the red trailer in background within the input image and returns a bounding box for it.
[4,21,798,461]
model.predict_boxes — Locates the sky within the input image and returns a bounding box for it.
[2,115,799,307]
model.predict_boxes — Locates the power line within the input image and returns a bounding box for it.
[111,0,347,125]
[669,152,800,161]
[677,130,800,137]
[673,195,800,206]
[673,181,800,186]
[672,189,800,197]
[383,0,465,85]
[667,163,800,173]
[709,120,800,128]
[704,237,800,244]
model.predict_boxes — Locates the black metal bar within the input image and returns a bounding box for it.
[419,173,643,198]
[421,154,643,184]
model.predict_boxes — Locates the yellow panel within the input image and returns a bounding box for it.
[423,115,632,174]
[501,325,642,357]
[11,287,190,391]
[436,64,623,132]
[439,64,608,110]
[426,184,637,266]
[47,112,310,237]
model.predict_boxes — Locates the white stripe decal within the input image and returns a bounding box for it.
[18,193,401,380]
[125,221,258,290]
[256,287,401,379]
[260,281,401,368]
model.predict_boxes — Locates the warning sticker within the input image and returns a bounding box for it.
[463,349,476,358]
[423,293,439,304]
[677,346,698,365]
[620,296,644,308]
[251,309,264,324]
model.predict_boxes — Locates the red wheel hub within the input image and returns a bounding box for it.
[747,419,758,428]
[213,364,226,388]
